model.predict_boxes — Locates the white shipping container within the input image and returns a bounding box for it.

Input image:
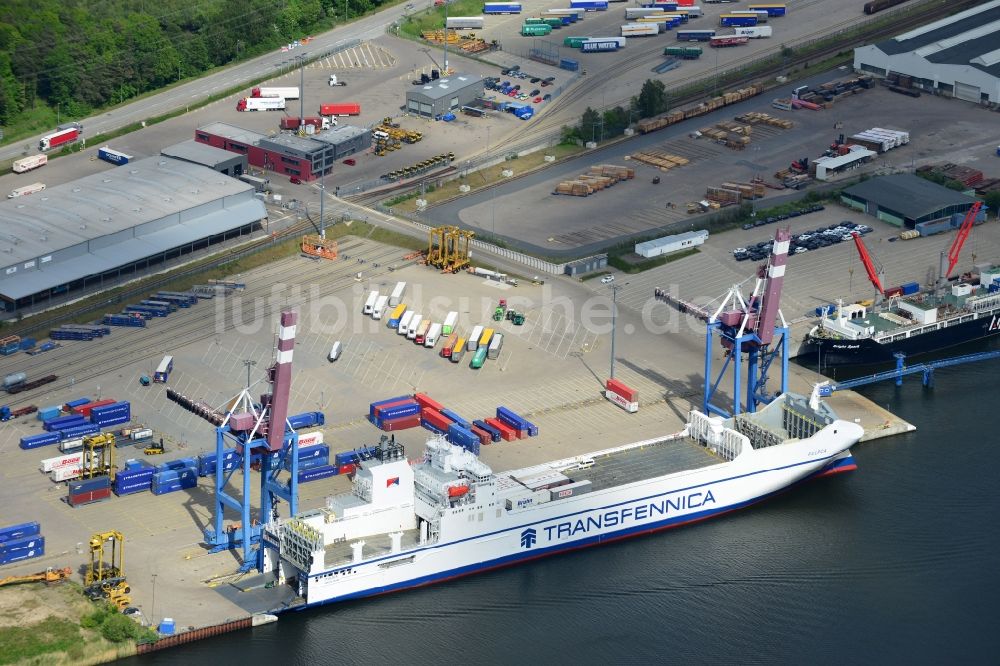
[398,310,415,335]
[372,295,389,320]
[734,25,771,38]
[40,452,85,473]
[389,282,407,306]
[130,428,154,441]
[424,323,443,348]
[363,291,379,314]
[487,333,504,359]
[8,182,45,198]
[12,154,47,173]
[621,23,660,36]
[468,325,484,351]
[297,430,325,447]
[59,438,84,453]
[52,465,83,482]
[605,390,639,413]
[443,311,458,333]
[626,7,663,18]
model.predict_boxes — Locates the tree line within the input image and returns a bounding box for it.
[563,79,668,144]
[0,0,383,128]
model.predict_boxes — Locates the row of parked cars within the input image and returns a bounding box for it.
[733,221,873,262]
[485,76,553,104]
[741,204,826,230]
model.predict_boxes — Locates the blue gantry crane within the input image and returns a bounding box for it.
[655,227,791,417]
[203,309,304,572]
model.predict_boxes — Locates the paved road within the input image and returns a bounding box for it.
[0,7,413,162]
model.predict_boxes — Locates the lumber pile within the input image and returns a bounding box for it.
[734,111,793,129]
[553,164,634,196]
[629,151,689,170]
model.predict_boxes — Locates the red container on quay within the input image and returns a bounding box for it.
[606,379,638,402]
[421,407,452,432]
[469,425,492,447]
[414,393,445,412]
[485,418,517,442]
[68,487,111,507]
[380,414,421,432]
[72,399,116,418]
[338,463,357,475]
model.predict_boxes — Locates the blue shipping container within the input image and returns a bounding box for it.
[113,480,151,496]
[288,411,325,429]
[900,282,920,295]
[497,406,529,430]
[64,397,92,410]
[44,415,87,432]
[0,546,44,565]
[20,432,61,449]
[58,424,101,439]
[157,457,197,473]
[19,337,36,350]
[422,420,447,435]
[369,396,411,417]
[0,521,41,542]
[473,419,502,442]
[103,314,147,327]
[0,535,45,553]
[69,476,111,493]
[38,406,62,421]
[559,58,580,71]
[378,403,421,421]
[298,464,338,483]
[297,456,330,471]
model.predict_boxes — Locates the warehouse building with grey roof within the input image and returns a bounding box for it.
[841,174,979,228]
[853,0,1000,103]
[0,156,266,312]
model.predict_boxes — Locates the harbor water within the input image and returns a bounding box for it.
[126,363,1000,664]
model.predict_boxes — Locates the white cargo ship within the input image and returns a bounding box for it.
[262,389,863,609]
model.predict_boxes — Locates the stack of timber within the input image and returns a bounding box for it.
[629,151,690,170]
[553,164,634,196]
[734,112,793,129]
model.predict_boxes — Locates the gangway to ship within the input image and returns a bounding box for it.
[826,349,1000,393]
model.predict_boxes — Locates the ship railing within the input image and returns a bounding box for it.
[689,410,747,460]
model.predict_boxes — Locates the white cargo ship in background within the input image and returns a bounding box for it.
[262,389,863,609]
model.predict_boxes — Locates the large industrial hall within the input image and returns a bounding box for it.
[853,0,1000,103]
[0,157,267,313]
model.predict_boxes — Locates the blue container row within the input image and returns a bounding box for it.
[378,403,420,421]
[114,479,152,496]
[298,464,338,483]
[369,396,411,417]
[440,409,471,429]
[197,450,239,476]
[0,521,40,543]
[422,420,446,435]
[473,420,503,442]
[297,456,330,471]
[103,314,147,327]
[43,415,86,431]
[447,423,479,451]
[157,457,197,473]
[286,444,330,464]
[19,432,60,450]
[92,402,131,426]
[151,477,197,495]
[0,536,45,555]
[0,543,45,564]
[65,397,92,410]
[50,329,98,341]
[117,467,155,483]
[154,467,197,484]
[496,406,538,437]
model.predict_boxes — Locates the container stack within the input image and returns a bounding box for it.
[197,449,239,476]
[91,402,131,428]
[0,522,45,565]
[369,396,422,431]
[152,458,198,495]
[605,379,639,413]
[68,476,112,506]
[114,460,155,496]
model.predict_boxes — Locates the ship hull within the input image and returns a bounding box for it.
[287,449,855,611]
[799,309,1000,368]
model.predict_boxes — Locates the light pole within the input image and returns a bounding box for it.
[609,283,628,379]
[243,359,257,388]
[151,573,157,627]
[294,53,309,128]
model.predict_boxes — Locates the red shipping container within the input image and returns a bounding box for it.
[414,393,445,412]
[469,424,491,447]
[606,379,638,402]
[421,407,452,432]
[339,463,357,475]
[68,487,112,507]
[486,418,517,442]
[72,399,116,418]
[380,414,421,432]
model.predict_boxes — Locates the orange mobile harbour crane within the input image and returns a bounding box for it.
[800,201,1000,368]
[0,567,72,587]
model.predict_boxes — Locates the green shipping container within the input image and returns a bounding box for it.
[521,24,553,36]
[524,17,545,24]
[664,46,702,58]
[543,17,563,27]
[470,347,488,369]
[563,36,591,47]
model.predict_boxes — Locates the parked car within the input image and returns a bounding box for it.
[543,94,551,101]
[343,158,356,166]
[530,77,540,83]
[601,275,615,284]
[290,176,302,184]
[529,89,540,96]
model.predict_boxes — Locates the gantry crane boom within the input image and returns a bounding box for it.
[852,231,884,295]
[944,201,983,280]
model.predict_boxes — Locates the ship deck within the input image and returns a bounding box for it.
[567,437,722,492]
[323,527,423,569]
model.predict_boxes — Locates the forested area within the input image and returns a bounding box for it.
[0,0,375,134]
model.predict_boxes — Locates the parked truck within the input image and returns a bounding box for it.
[251,86,301,100]
[320,103,361,116]
[12,154,47,173]
[8,183,45,199]
[237,97,286,112]
[279,116,334,131]
[734,25,772,38]
[38,123,82,151]
[97,146,132,165]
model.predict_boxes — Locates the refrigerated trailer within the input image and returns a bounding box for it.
[39,124,82,151]
[8,183,45,198]
[252,87,300,99]
[12,155,47,173]
[237,97,286,111]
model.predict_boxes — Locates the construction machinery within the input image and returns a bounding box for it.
[84,531,131,609]
[301,234,339,260]
[506,310,526,326]
[938,201,983,290]
[81,433,116,481]
[144,438,165,455]
[0,567,72,587]
[427,225,474,273]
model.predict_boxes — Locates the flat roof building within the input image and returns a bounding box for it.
[161,140,248,177]
[853,0,1000,103]
[841,174,979,228]
[195,122,371,181]
[0,157,266,312]
[406,74,485,117]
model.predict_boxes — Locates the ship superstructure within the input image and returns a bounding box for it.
[261,390,863,610]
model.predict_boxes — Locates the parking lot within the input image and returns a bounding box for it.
[731,209,873,262]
